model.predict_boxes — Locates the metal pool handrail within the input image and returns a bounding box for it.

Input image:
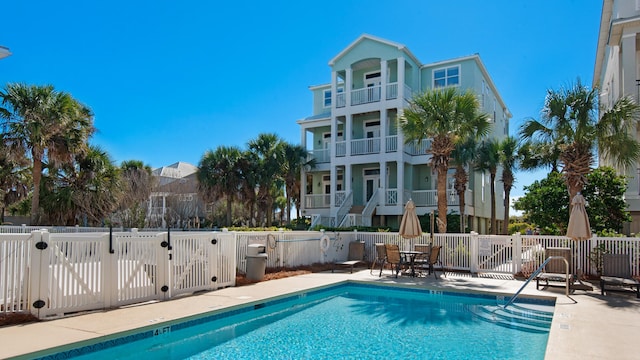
[502,255,569,310]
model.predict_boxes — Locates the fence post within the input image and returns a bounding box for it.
[513,232,522,275]
[278,229,285,268]
[28,230,50,319]
[320,229,326,264]
[470,231,479,273]
[156,232,170,299]
[103,232,116,308]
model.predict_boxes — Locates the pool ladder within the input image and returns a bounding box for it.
[502,256,570,310]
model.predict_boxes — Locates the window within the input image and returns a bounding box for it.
[323,89,331,108]
[433,66,460,88]
[323,87,344,108]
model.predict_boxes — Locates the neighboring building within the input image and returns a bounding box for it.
[297,34,511,233]
[594,0,640,234]
[148,162,204,228]
[0,46,10,60]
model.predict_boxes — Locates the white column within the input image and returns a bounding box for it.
[380,59,387,101]
[621,33,637,100]
[345,113,352,156]
[380,161,387,203]
[345,164,352,193]
[346,68,352,107]
[381,109,388,151]
[331,70,338,110]
[330,166,337,210]
[398,161,405,204]
[398,57,406,99]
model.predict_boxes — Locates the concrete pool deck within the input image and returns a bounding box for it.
[1,270,639,360]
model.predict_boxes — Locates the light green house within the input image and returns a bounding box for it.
[297,34,511,233]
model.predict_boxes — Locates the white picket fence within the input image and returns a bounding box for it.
[2,228,640,320]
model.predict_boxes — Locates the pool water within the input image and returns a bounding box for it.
[42,283,553,359]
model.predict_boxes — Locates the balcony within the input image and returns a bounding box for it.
[308,148,330,164]
[351,138,381,155]
[328,137,430,157]
[334,82,409,108]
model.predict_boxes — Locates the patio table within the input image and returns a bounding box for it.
[400,250,426,277]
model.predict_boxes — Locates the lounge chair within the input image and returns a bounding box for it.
[384,244,402,278]
[600,254,640,298]
[535,247,573,291]
[333,241,365,273]
[370,243,387,277]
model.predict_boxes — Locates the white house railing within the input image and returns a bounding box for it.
[308,148,330,163]
[305,194,331,209]
[386,82,398,100]
[351,137,381,155]
[351,86,381,105]
[385,135,398,153]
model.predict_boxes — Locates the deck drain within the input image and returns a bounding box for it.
[560,324,570,330]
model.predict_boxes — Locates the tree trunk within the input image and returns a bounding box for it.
[502,188,511,235]
[30,157,43,225]
[285,190,291,225]
[490,172,496,235]
[226,197,232,226]
[436,167,448,233]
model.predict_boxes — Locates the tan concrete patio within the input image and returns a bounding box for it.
[1,269,639,359]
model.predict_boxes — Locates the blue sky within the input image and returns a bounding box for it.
[0,0,602,199]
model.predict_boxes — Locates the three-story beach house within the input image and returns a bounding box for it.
[297,35,511,233]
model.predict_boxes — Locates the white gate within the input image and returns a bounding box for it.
[476,235,515,274]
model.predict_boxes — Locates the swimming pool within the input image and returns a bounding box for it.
[36,283,553,359]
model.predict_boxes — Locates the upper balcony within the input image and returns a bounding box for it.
[335,83,413,108]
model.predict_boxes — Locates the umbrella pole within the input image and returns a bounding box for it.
[430,210,434,246]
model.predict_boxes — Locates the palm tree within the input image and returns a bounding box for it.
[475,139,501,234]
[248,133,285,227]
[0,83,95,224]
[451,138,477,232]
[197,146,244,227]
[401,87,490,233]
[520,79,640,202]
[0,139,30,223]
[282,143,314,225]
[499,136,520,235]
[39,145,120,226]
[117,160,153,228]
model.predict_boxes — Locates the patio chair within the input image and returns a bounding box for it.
[413,244,430,276]
[600,254,640,298]
[535,247,573,291]
[333,241,365,273]
[384,244,402,278]
[427,245,446,279]
[370,243,387,277]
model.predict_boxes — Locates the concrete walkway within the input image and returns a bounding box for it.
[1,270,639,359]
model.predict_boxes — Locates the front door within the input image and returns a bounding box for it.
[363,169,380,202]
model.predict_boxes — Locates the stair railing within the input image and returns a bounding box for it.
[502,255,569,310]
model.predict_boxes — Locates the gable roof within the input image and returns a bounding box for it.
[328,34,421,67]
[152,162,198,179]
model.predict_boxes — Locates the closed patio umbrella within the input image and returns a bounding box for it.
[566,193,591,241]
[399,199,422,239]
